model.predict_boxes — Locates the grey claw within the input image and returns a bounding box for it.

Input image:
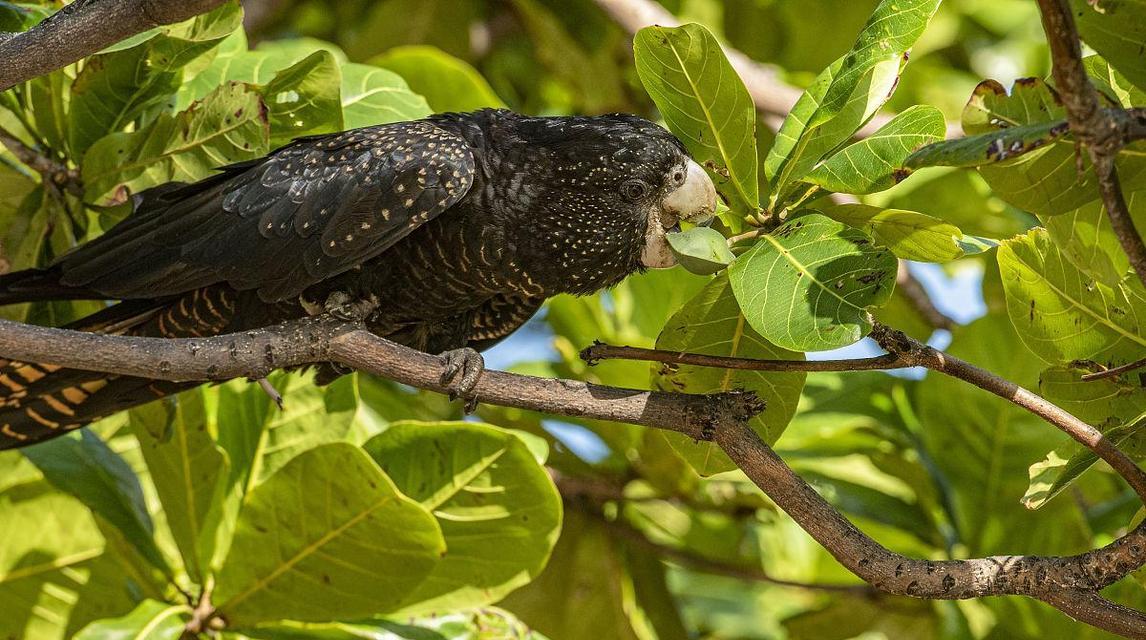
[438,347,483,411]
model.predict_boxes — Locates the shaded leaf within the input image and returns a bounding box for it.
[213,443,444,625]
[260,50,344,147]
[666,227,735,275]
[364,421,562,614]
[635,23,759,216]
[806,105,945,194]
[653,275,806,475]
[823,203,965,263]
[1070,0,1146,92]
[905,120,1070,169]
[728,212,897,351]
[371,45,506,113]
[340,63,432,129]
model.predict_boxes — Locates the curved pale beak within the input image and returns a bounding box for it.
[641,159,719,268]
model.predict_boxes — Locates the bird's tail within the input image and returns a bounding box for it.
[0,287,238,450]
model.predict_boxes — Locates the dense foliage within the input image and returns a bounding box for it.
[0,0,1144,638]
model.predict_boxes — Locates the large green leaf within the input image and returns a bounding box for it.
[82,82,270,206]
[765,0,940,197]
[260,51,344,147]
[0,482,135,640]
[74,600,190,640]
[728,212,897,351]
[960,78,1146,215]
[67,1,242,155]
[340,63,432,129]
[805,105,945,194]
[22,430,169,573]
[1043,190,1144,286]
[634,23,759,216]
[213,443,444,625]
[823,203,966,263]
[130,392,228,583]
[653,275,806,475]
[998,228,1146,365]
[1070,0,1146,92]
[371,45,506,113]
[364,421,562,614]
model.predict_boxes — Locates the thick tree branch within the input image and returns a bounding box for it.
[1,317,1146,636]
[1037,0,1146,288]
[0,0,229,91]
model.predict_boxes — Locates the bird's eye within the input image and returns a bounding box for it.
[671,168,686,185]
[621,179,649,200]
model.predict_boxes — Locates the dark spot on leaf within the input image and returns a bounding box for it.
[322,574,331,584]
[1029,299,1037,322]
[857,272,882,285]
[893,168,912,183]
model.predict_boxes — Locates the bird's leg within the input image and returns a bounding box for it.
[322,291,379,322]
[439,347,484,413]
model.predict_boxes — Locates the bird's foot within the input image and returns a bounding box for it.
[323,291,379,322]
[439,347,484,413]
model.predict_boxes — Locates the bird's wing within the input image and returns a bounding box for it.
[57,121,476,302]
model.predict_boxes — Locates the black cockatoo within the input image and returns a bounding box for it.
[0,108,717,449]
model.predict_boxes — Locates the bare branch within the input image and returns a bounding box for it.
[0,0,229,91]
[1036,0,1146,289]
[1040,590,1146,640]
[0,125,82,196]
[582,342,906,372]
[1081,356,1146,382]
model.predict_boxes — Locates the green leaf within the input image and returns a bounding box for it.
[960,78,1146,215]
[765,0,941,196]
[653,275,806,475]
[634,23,759,216]
[1084,55,1146,107]
[363,421,562,614]
[340,63,432,130]
[823,203,965,262]
[665,227,735,275]
[904,120,1070,169]
[22,430,169,573]
[371,45,506,113]
[728,212,897,351]
[806,105,945,194]
[74,600,190,640]
[82,81,270,206]
[213,443,444,625]
[1043,190,1144,286]
[130,392,228,584]
[260,50,344,147]
[998,228,1146,364]
[67,1,243,156]
[1024,416,1145,510]
[1070,0,1146,92]
[0,2,50,31]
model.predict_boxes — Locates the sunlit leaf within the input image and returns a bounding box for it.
[1070,0,1146,92]
[371,45,506,113]
[635,23,759,216]
[213,443,444,625]
[1042,190,1144,286]
[260,50,343,147]
[340,63,432,129]
[364,421,562,614]
[74,600,190,640]
[806,105,945,194]
[823,203,965,263]
[728,212,897,351]
[654,275,806,475]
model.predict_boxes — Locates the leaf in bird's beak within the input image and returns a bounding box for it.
[666,227,735,275]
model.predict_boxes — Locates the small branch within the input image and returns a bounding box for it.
[0,126,82,196]
[1037,0,1146,289]
[1040,590,1146,640]
[1081,356,1146,382]
[592,0,962,138]
[581,342,906,372]
[0,0,228,91]
[870,324,1146,503]
[897,261,956,331]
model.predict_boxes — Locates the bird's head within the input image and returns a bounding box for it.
[494,112,718,294]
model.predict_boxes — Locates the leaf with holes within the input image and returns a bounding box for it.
[364,421,562,615]
[998,228,1146,365]
[213,443,444,625]
[728,213,897,352]
[805,105,945,194]
[634,23,759,216]
[653,275,806,475]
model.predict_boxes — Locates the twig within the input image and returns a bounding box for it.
[1,317,1146,635]
[897,261,956,331]
[591,0,963,139]
[582,342,905,372]
[0,125,81,196]
[0,0,228,91]
[1081,356,1146,382]
[1037,0,1146,289]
